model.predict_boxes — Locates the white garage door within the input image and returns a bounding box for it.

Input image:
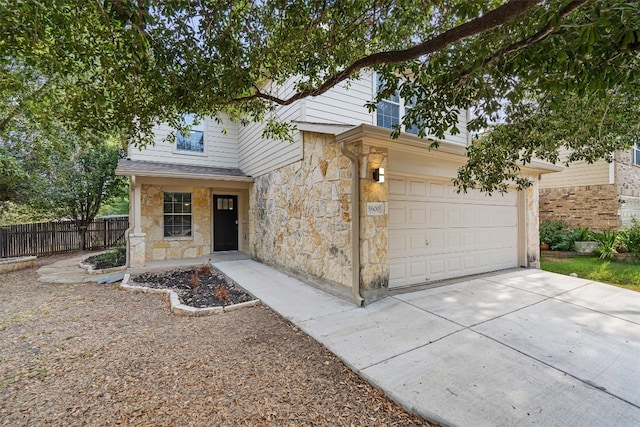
[388,175,518,288]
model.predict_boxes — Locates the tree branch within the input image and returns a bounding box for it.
[454,0,589,88]
[0,80,51,132]
[231,0,543,106]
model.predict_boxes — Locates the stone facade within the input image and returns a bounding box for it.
[250,132,354,290]
[523,179,541,268]
[615,151,640,198]
[359,145,389,301]
[140,185,212,261]
[539,184,620,231]
[249,132,391,303]
[615,151,640,225]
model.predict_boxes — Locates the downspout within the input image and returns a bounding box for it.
[340,141,364,306]
[123,175,135,268]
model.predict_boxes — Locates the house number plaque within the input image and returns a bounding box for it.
[366,202,384,216]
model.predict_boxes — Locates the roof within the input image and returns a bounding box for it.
[115,159,253,182]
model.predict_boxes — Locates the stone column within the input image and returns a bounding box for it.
[359,144,389,302]
[525,178,540,268]
[128,176,146,267]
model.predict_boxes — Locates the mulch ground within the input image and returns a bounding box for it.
[0,254,437,426]
[130,265,255,308]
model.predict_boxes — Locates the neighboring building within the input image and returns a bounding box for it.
[116,71,558,305]
[539,146,640,231]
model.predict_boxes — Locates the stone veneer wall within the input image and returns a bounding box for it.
[140,185,212,261]
[359,145,389,301]
[615,151,640,225]
[615,151,640,197]
[524,179,541,268]
[539,184,620,231]
[250,132,353,289]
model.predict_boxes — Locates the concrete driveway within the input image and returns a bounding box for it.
[216,262,640,427]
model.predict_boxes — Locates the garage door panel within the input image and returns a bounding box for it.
[409,179,427,197]
[391,201,517,229]
[388,234,406,253]
[410,234,427,251]
[388,175,519,288]
[388,203,406,225]
[388,177,407,197]
[390,178,517,206]
[389,227,517,259]
[409,207,426,225]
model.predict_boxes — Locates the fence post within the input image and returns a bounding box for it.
[104,219,108,249]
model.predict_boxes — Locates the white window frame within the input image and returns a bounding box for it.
[163,192,193,238]
[633,144,640,166]
[374,73,419,135]
[174,114,206,155]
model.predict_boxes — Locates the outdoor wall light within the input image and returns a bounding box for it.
[373,167,385,183]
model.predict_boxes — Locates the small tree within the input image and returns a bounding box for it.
[45,137,126,250]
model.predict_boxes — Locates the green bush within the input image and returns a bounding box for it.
[540,220,575,251]
[572,227,592,242]
[618,218,640,260]
[592,230,618,259]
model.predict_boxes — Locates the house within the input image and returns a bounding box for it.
[116,71,559,305]
[539,147,640,231]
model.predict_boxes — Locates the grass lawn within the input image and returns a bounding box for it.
[541,256,640,292]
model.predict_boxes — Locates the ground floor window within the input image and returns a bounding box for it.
[163,192,192,237]
[633,144,640,166]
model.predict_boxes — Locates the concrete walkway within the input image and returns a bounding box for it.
[37,254,640,426]
[213,260,640,427]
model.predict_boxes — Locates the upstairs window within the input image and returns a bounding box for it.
[375,73,418,135]
[376,73,400,130]
[164,192,192,237]
[634,144,640,166]
[176,114,204,153]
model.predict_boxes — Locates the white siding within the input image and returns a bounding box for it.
[305,71,469,147]
[438,110,469,146]
[304,71,375,125]
[238,78,304,177]
[132,73,470,176]
[129,116,240,169]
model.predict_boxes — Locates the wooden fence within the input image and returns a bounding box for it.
[0,216,129,258]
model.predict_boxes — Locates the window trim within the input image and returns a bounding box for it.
[374,73,418,135]
[163,192,193,239]
[633,144,640,166]
[174,114,207,156]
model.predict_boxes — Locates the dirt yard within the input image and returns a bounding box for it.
[0,254,436,426]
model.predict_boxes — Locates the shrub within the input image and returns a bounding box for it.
[592,230,618,259]
[618,218,640,260]
[572,227,592,242]
[540,220,574,251]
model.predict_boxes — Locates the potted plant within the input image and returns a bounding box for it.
[617,218,640,261]
[540,220,573,252]
[572,227,598,254]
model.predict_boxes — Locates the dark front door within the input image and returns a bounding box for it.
[214,195,238,251]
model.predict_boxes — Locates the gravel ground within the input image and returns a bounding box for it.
[0,254,436,426]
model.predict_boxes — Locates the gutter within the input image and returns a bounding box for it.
[340,141,364,306]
